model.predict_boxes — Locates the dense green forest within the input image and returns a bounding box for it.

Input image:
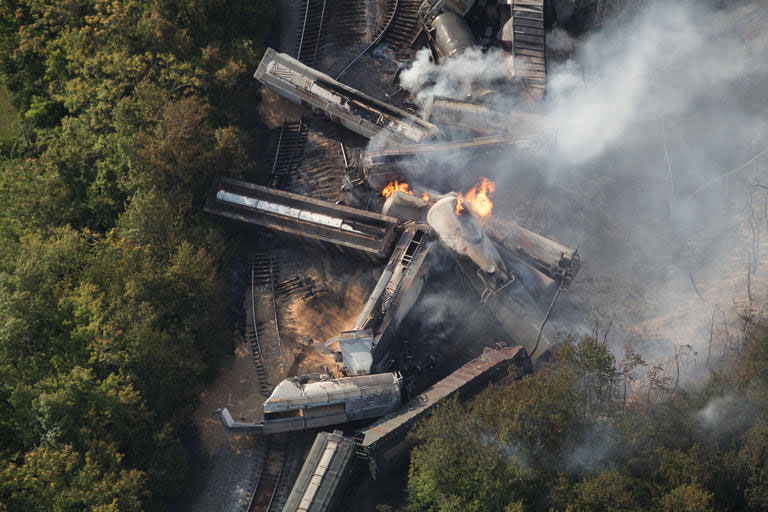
[0,1,276,510]
[408,329,768,511]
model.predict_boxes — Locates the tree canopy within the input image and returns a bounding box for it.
[407,332,768,511]
[0,0,276,509]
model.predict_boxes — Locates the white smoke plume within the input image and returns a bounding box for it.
[392,0,768,377]
[543,1,762,166]
[400,47,511,105]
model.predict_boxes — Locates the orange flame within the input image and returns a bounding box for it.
[382,180,412,199]
[455,194,465,215]
[456,177,496,217]
[422,192,431,201]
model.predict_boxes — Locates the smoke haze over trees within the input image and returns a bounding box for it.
[408,327,768,511]
[0,0,767,510]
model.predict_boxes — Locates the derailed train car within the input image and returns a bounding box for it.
[351,225,433,371]
[282,430,358,512]
[359,134,547,189]
[254,48,439,144]
[204,176,399,262]
[219,373,402,434]
[320,224,433,377]
[381,190,578,361]
[360,345,531,478]
[423,96,548,137]
[282,346,531,512]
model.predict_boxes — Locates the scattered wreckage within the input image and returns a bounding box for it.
[207,1,577,510]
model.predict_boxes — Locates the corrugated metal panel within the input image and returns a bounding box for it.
[360,346,530,476]
[284,431,357,512]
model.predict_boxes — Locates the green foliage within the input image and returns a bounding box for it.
[658,484,714,512]
[0,443,147,512]
[408,337,623,512]
[0,0,276,508]
[408,397,534,512]
[0,84,17,139]
[407,331,768,511]
[570,470,645,512]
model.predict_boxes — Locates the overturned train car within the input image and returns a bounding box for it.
[254,47,438,145]
[204,176,399,262]
[282,345,531,512]
[360,345,531,478]
[282,430,358,512]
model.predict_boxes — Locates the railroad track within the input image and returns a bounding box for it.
[249,251,283,388]
[248,255,271,397]
[270,119,347,203]
[269,119,310,190]
[381,0,423,52]
[285,1,367,202]
[325,1,365,51]
[275,275,320,302]
[296,0,366,66]
[246,432,309,512]
[297,155,344,202]
[295,0,328,66]
[246,434,287,512]
[245,322,271,398]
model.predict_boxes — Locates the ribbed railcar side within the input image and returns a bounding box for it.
[360,346,531,478]
[282,431,358,512]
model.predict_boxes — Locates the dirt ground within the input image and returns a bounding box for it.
[188,334,267,512]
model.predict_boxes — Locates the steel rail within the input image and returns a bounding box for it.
[250,256,264,362]
[269,123,285,187]
[245,437,270,512]
[269,253,283,363]
[336,0,399,80]
[264,461,285,512]
[297,0,312,62]
[310,0,327,67]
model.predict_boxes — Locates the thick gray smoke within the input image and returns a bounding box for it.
[544,2,760,165]
[392,0,768,382]
[400,47,511,105]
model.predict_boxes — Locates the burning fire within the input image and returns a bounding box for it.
[455,194,465,215]
[457,177,496,217]
[382,180,412,199]
[379,178,494,217]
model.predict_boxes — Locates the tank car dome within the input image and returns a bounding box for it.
[426,194,504,274]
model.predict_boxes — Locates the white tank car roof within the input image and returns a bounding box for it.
[426,194,504,273]
[264,373,401,413]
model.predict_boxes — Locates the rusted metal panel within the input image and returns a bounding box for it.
[360,346,531,478]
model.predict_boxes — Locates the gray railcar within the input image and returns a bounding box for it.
[254,48,438,145]
[283,431,357,512]
[204,177,399,262]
